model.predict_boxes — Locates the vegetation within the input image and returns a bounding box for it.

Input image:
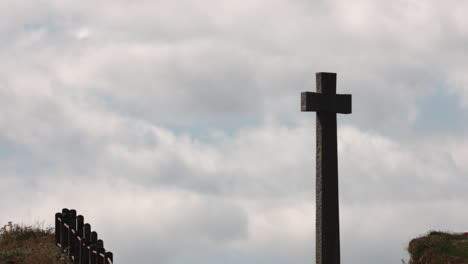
[3,219,467,264]
[0,221,71,264]
[407,230,468,264]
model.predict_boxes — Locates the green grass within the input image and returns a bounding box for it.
[0,221,72,264]
[407,230,468,264]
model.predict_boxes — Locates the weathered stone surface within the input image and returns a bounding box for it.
[301,72,351,264]
[301,92,351,114]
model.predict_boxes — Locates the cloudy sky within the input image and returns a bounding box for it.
[1,0,468,263]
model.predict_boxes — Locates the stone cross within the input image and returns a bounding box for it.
[301,72,352,264]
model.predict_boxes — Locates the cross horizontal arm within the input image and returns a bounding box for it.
[301,92,352,114]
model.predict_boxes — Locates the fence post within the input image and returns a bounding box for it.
[97,239,104,249]
[55,212,61,245]
[98,249,106,264]
[63,225,70,251]
[104,252,113,264]
[89,244,97,264]
[84,224,91,241]
[97,239,105,264]
[90,231,98,245]
[76,215,84,264]
[76,236,82,264]
[69,210,77,258]
[77,215,84,237]
[61,208,69,250]
[83,224,91,264]
[90,231,98,264]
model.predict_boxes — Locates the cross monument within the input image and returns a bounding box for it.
[301,72,352,264]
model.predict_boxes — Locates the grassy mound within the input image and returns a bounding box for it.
[408,230,468,264]
[0,221,71,264]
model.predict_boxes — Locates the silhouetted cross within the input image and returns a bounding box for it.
[301,72,351,264]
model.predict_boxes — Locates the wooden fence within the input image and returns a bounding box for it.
[55,208,114,264]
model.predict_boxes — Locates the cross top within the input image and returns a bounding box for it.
[301,73,352,114]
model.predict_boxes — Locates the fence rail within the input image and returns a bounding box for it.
[55,208,113,264]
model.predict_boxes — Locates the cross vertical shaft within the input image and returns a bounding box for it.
[301,72,351,264]
[316,73,340,264]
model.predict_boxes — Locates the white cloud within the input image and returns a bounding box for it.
[75,27,90,40]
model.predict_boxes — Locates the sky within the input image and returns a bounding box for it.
[1,0,468,263]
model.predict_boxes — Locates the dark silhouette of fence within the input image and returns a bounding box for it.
[55,208,113,264]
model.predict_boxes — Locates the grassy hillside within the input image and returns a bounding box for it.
[0,221,71,264]
[407,230,468,264]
